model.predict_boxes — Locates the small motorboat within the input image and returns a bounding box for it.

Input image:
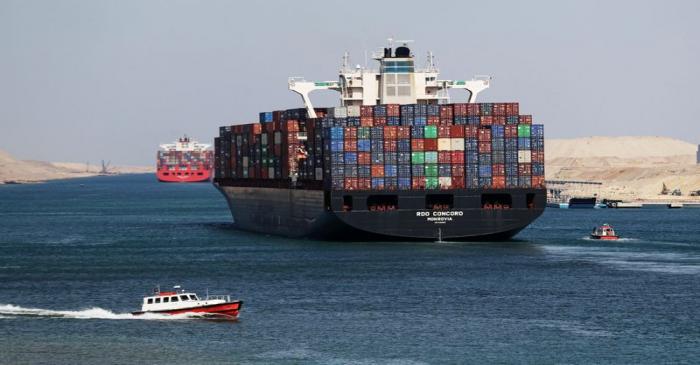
[132,286,242,319]
[590,224,619,240]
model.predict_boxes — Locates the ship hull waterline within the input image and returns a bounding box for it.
[214,182,545,241]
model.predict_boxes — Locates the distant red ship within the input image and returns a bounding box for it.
[156,136,213,183]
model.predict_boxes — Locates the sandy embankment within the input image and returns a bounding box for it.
[0,149,153,184]
[546,136,700,201]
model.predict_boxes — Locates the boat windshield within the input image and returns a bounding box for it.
[189,294,198,300]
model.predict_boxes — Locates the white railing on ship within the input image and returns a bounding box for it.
[205,294,231,302]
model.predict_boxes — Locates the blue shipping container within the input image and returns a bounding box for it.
[357,139,371,152]
[479,165,492,177]
[384,164,398,177]
[518,137,531,150]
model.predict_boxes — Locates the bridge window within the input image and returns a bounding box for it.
[189,295,197,300]
[481,194,512,210]
[180,295,189,301]
[155,298,161,304]
[171,296,179,302]
[426,194,453,210]
[147,298,153,304]
[367,195,398,211]
[163,297,169,303]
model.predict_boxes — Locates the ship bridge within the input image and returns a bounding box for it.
[288,40,491,118]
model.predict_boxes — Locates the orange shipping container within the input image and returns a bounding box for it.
[371,165,385,177]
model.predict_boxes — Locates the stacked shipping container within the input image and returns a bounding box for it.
[215,103,544,190]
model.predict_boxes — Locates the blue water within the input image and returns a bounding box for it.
[1,174,699,364]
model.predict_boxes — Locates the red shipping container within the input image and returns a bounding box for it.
[412,177,426,189]
[518,163,532,175]
[465,125,478,138]
[519,115,532,124]
[492,163,505,176]
[478,128,491,141]
[480,116,493,126]
[438,151,451,164]
[344,178,358,190]
[387,104,400,116]
[451,151,465,164]
[450,125,465,138]
[451,177,465,188]
[260,168,268,179]
[344,139,357,151]
[373,117,387,126]
[360,117,374,127]
[384,126,398,139]
[505,125,518,138]
[427,116,440,125]
[397,126,410,139]
[493,103,507,116]
[451,165,465,176]
[453,103,468,116]
[424,139,438,151]
[439,105,454,118]
[358,152,371,164]
[492,176,506,188]
[282,120,299,131]
[358,178,371,190]
[493,116,506,125]
[360,105,374,117]
[248,167,257,179]
[344,127,357,139]
[411,139,425,151]
[439,118,452,126]
[384,140,397,152]
[532,150,544,163]
[532,176,545,188]
[467,103,480,116]
[505,102,519,116]
[438,125,451,138]
[273,110,283,122]
[371,165,385,177]
[478,142,492,153]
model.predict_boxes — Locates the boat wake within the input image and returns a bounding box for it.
[0,304,211,321]
[581,236,638,242]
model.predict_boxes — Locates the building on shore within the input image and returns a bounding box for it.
[697,144,700,164]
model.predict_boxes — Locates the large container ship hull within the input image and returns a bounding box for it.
[215,182,545,240]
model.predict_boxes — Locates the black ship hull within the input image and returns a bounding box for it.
[214,179,545,241]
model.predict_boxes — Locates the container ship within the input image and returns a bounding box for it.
[156,136,213,183]
[214,41,545,240]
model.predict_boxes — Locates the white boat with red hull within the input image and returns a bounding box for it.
[132,286,242,319]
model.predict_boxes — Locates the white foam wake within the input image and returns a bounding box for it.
[0,304,204,320]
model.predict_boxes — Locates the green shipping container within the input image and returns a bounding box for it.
[424,125,438,139]
[425,176,439,189]
[425,164,438,177]
[424,151,438,164]
[358,127,370,139]
[517,124,531,137]
[411,152,425,164]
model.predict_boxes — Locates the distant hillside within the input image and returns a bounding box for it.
[545,136,700,200]
[0,149,153,184]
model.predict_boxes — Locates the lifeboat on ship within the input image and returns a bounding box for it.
[132,286,242,319]
[590,224,619,240]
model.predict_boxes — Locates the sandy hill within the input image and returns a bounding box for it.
[0,149,153,184]
[545,136,700,200]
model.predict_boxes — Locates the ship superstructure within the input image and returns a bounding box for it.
[214,41,545,240]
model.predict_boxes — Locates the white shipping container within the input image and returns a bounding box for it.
[518,150,531,163]
[451,138,465,151]
[346,105,360,117]
[242,156,249,167]
[315,167,323,180]
[332,106,348,118]
[439,177,452,189]
[268,167,275,179]
[438,138,452,151]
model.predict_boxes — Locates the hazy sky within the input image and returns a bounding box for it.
[1,0,698,165]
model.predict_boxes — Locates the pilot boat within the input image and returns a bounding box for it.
[590,224,619,240]
[132,286,242,319]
